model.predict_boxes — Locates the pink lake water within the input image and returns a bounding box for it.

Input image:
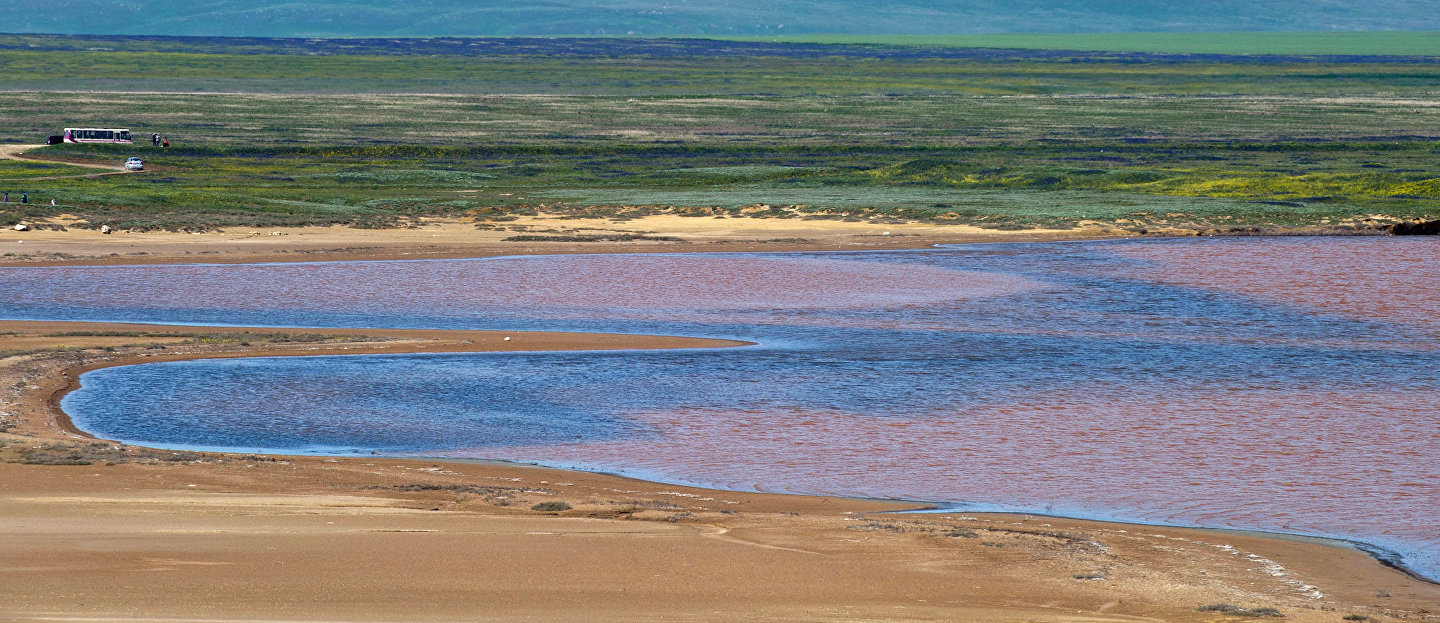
[11,236,1435,579]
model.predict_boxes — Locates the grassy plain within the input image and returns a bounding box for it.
[0,159,97,180]
[0,35,1436,233]
[3,35,1439,95]
[731,31,1440,56]
[3,36,1440,622]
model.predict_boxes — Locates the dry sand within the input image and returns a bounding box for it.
[1,232,1438,622]
[0,213,1131,267]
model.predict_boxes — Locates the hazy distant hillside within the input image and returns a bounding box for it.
[4,0,1437,37]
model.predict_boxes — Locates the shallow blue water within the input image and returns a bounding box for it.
[5,237,1437,579]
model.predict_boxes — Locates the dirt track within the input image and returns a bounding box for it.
[0,144,133,180]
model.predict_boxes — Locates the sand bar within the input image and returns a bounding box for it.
[2,238,1439,621]
[0,213,1128,267]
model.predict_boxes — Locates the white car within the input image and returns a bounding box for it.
[125,157,144,171]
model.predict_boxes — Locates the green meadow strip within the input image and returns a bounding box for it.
[0,36,1435,232]
[722,31,1440,57]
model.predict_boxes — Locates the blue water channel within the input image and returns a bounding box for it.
[3,237,1436,579]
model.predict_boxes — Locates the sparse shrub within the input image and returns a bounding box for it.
[21,451,92,465]
[531,501,572,512]
[1197,604,1284,617]
[848,520,908,533]
[502,233,682,243]
[18,442,207,466]
[617,500,684,513]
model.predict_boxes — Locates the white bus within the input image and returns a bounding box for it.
[64,128,133,144]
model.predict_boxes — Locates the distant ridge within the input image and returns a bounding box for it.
[2,0,1437,37]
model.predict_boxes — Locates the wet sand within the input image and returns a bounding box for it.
[2,245,1439,620]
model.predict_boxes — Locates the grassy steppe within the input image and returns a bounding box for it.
[731,31,1440,57]
[0,36,1436,233]
[0,159,101,180]
[3,38,1439,95]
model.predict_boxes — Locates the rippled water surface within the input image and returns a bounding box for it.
[6,237,1437,578]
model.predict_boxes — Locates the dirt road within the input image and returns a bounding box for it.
[0,144,133,179]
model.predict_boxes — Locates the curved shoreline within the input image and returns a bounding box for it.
[5,256,1440,619]
[36,320,1439,587]
[896,505,1439,587]
[29,320,751,440]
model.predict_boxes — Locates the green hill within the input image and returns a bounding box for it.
[3,0,1438,37]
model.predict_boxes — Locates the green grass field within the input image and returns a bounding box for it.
[0,160,101,180]
[726,31,1440,57]
[0,35,1435,233]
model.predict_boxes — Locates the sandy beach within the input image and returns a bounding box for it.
[0,213,1130,267]
[2,226,1438,622]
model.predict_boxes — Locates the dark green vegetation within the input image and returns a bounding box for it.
[0,159,96,180]
[4,0,1437,37]
[1197,604,1285,618]
[738,32,1440,57]
[1,36,1436,233]
[16,441,206,466]
[4,35,1440,95]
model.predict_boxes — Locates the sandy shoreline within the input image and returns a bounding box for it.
[22,321,750,441]
[3,230,1440,621]
[0,213,1131,267]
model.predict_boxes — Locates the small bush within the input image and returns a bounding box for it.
[502,233,682,242]
[1342,615,1369,622]
[1200,605,1246,614]
[531,501,572,512]
[21,452,93,465]
[18,442,205,466]
[1197,604,1284,617]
